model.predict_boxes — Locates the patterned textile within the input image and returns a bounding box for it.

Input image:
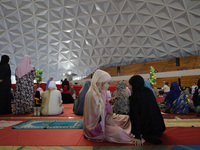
[13,68,36,114]
[12,120,83,129]
[188,98,200,113]
[159,91,189,114]
[112,82,129,115]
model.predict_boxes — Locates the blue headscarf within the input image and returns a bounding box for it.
[144,79,155,96]
[76,81,91,115]
[165,82,181,105]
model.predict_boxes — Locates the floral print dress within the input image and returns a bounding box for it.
[13,68,36,114]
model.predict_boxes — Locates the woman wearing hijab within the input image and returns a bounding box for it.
[144,79,155,96]
[112,81,130,115]
[129,75,165,145]
[13,55,36,114]
[159,82,189,114]
[83,69,133,144]
[73,81,91,115]
[62,78,69,90]
[69,86,76,99]
[187,79,200,113]
[41,81,63,115]
[0,55,12,115]
[62,85,74,104]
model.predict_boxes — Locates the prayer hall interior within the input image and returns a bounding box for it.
[0,0,200,149]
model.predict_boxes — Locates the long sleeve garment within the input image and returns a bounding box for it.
[129,87,166,139]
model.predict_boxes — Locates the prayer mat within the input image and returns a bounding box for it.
[0,120,22,129]
[164,118,200,127]
[12,120,83,129]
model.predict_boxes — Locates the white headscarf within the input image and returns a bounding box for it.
[91,69,111,97]
[48,81,57,89]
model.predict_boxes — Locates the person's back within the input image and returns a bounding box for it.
[131,88,165,134]
[160,82,189,114]
[73,81,91,115]
[41,81,63,115]
[62,85,74,104]
[129,75,165,145]
[48,90,63,115]
[112,81,130,115]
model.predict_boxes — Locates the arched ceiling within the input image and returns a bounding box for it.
[0,0,200,81]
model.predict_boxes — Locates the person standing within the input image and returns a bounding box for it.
[13,55,36,114]
[0,55,12,115]
[62,78,69,90]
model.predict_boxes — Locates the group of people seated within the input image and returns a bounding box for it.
[81,70,166,145]
[8,63,200,146]
[33,77,76,116]
[73,69,200,146]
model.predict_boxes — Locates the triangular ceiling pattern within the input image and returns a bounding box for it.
[0,0,200,81]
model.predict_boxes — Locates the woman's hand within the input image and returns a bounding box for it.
[0,79,3,82]
[132,138,143,146]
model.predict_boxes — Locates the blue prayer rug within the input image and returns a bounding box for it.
[12,120,83,129]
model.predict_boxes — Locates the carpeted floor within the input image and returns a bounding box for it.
[0,103,200,150]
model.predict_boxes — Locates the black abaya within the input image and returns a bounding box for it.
[0,55,12,115]
[129,75,165,144]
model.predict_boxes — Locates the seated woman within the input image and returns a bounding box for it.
[111,81,130,115]
[129,75,165,145]
[159,82,189,114]
[188,79,200,113]
[62,85,74,104]
[83,69,134,144]
[73,81,91,115]
[70,86,76,100]
[41,81,63,115]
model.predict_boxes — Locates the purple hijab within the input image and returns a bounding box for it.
[165,82,181,105]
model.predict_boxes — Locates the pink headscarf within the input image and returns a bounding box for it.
[83,69,133,143]
[83,69,112,139]
[15,55,34,78]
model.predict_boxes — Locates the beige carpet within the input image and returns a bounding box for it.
[164,118,200,127]
[0,120,22,129]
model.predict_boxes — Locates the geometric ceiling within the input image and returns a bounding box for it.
[0,0,200,81]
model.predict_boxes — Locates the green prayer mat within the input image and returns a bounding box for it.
[12,120,83,129]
